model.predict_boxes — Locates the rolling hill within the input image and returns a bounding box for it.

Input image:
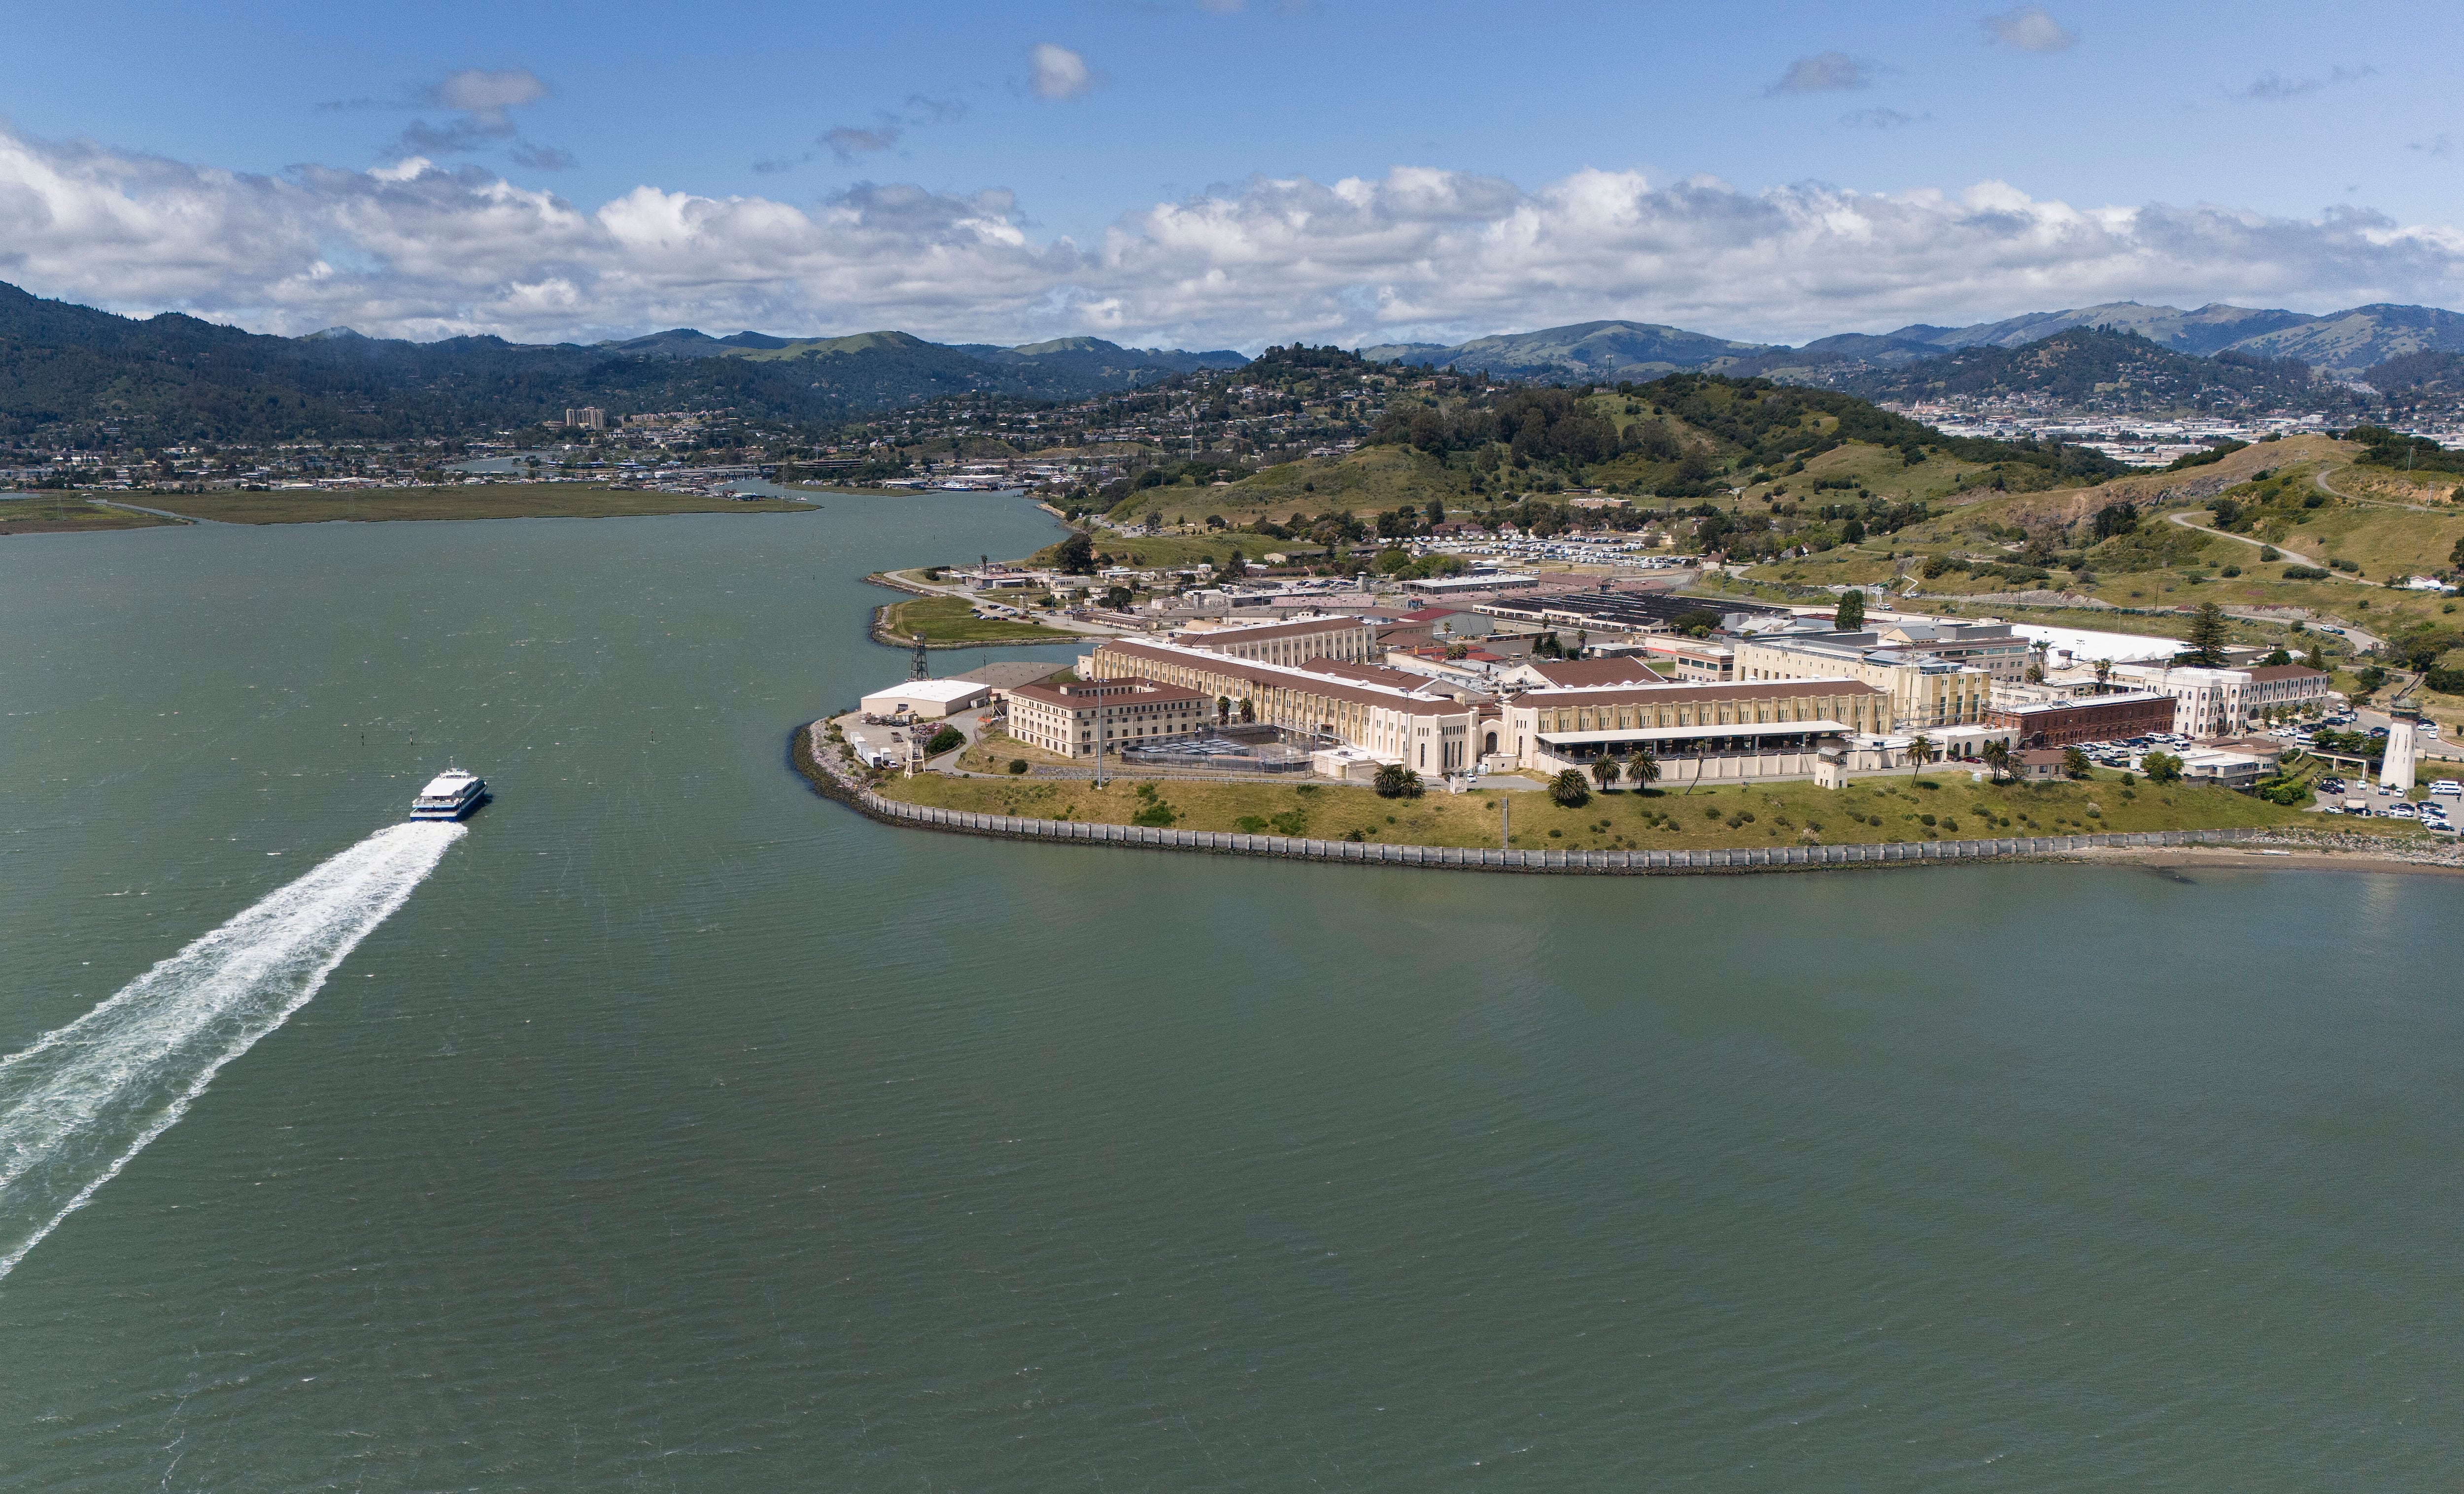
[1365,299,2464,385]
[0,281,1249,442]
[1360,320,1781,379]
[1828,327,2341,413]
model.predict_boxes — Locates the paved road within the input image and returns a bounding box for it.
[2313,462,2450,514]
[94,498,216,524]
[2160,511,2393,651]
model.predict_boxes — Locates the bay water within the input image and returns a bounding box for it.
[2,495,2460,1490]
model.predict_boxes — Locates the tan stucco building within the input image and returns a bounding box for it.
[1006,676,1210,758]
[1731,635,1991,731]
[1494,678,1894,783]
[1172,615,1379,668]
[1091,639,1481,775]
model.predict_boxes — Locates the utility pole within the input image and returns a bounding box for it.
[1501,794,1509,850]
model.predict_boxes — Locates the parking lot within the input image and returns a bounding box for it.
[2037,710,2456,831]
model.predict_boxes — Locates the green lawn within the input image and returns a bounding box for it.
[877,766,2359,852]
[142,483,814,524]
[878,593,1062,645]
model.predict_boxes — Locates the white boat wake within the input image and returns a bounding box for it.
[0,821,464,1283]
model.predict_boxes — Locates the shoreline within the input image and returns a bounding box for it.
[787,722,2423,878]
[2059,844,2464,878]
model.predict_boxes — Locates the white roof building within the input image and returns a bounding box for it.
[858,678,993,719]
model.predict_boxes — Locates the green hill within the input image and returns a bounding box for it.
[1362,320,1781,380]
[1107,371,2126,532]
[1835,327,2336,414]
[0,280,1249,444]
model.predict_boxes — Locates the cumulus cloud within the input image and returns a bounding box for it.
[1768,51,1870,94]
[4,123,2463,351]
[1029,43,1095,100]
[2236,65,2375,102]
[1982,6,2076,53]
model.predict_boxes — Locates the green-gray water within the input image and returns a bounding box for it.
[3,497,2460,1489]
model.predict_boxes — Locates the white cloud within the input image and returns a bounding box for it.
[1768,52,1870,95]
[1982,6,2076,53]
[3,122,2462,351]
[1029,43,1095,101]
[1840,107,1925,130]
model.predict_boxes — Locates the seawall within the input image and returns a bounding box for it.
[790,722,2265,876]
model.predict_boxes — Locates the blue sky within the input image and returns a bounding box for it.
[4,1,2460,347]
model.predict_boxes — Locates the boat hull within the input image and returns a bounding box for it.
[408,787,489,821]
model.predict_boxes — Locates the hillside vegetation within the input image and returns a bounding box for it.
[1101,369,2126,541]
[1834,327,2334,415]
[0,279,1249,444]
[1739,435,2464,647]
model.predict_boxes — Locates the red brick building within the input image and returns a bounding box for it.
[1988,690,2175,748]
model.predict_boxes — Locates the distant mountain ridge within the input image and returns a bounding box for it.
[1822,326,2348,414]
[0,280,1249,442]
[1365,300,2464,381]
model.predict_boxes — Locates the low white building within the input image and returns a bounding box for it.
[858,678,993,720]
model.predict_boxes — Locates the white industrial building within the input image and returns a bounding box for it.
[858,679,993,720]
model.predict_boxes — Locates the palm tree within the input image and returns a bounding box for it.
[1907,733,1935,779]
[1550,768,1592,807]
[1591,756,1621,792]
[1982,739,2012,781]
[1626,749,1661,791]
[2093,658,2113,691]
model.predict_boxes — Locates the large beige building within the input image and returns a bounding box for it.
[1172,614,1379,667]
[1495,678,1894,782]
[1005,676,1210,758]
[1090,638,1481,775]
[1731,634,1991,730]
[2111,662,2330,737]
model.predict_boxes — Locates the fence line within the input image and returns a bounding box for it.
[844,778,2257,875]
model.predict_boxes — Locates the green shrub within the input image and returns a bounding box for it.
[1007,758,1029,775]
[925,726,966,755]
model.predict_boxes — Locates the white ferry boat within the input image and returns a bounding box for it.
[409,769,488,821]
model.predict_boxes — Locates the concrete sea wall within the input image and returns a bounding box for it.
[793,723,2263,876]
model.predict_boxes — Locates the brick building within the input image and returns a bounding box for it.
[1988,690,2176,748]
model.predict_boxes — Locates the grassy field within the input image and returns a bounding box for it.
[954,732,1077,771]
[877,593,1064,645]
[876,765,2357,852]
[0,499,186,536]
[143,484,815,524]
[1729,436,2464,638]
